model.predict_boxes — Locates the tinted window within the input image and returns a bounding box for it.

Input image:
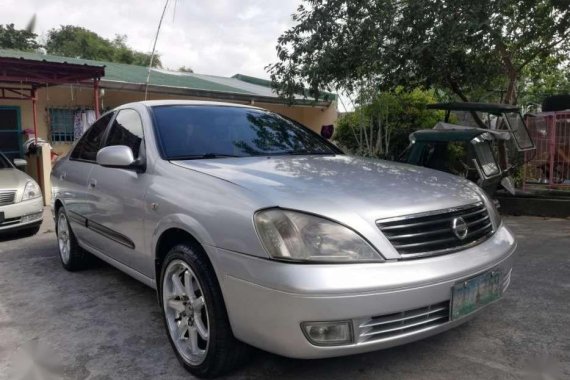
[104,109,144,158]
[152,106,338,159]
[70,113,113,161]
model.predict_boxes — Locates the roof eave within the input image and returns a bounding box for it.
[98,80,333,108]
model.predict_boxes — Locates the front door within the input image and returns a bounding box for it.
[55,113,113,246]
[85,109,150,276]
[0,107,22,160]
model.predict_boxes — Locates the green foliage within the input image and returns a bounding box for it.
[334,88,444,158]
[0,23,39,51]
[45,26,162,67]
[519,58,570,107]
[269,0,570,105]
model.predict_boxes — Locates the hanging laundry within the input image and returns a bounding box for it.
[84,110,97,127]
[73,110,83,140]
[73,109,97,140]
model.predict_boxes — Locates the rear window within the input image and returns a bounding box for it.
[151,105,339,159]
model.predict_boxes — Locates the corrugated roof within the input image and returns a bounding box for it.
[0,49,335,102]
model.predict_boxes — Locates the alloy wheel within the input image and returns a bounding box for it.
[162,259,210,365]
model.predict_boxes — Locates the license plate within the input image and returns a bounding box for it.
[451,270,502,320]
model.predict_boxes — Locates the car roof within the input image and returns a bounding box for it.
[426,102,521,114]
[118,99,264,110]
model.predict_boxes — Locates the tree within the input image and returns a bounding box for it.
[334,88,443,158]
[519,58,570,108]
[269,0,570,106]
[45,26,162,67]
[178,66,194,73]
[0,23,39,51]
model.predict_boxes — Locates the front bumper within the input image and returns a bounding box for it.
[210,223,516,359]
[0,197,43,233]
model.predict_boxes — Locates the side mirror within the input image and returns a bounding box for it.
[96,145,135,168]
[13,158,27,167]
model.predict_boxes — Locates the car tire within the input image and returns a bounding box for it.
[159,243,251,378]
[56,208,88,271]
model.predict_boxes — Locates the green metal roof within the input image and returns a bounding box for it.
[0,49,335,103]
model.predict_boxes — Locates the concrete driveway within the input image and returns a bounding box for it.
[1,210,569,379]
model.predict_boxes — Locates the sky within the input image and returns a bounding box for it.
[0,0,301,79]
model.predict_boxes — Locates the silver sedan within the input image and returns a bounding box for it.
[51,100,516,378]
[0,152,43,235]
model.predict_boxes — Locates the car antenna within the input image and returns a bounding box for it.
[144,0,171,100]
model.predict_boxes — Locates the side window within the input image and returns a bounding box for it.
[70,113,113,161]
[104,109,144,158]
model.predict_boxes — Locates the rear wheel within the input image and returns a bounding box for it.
[160,243,250,378]
[56,208,88,271]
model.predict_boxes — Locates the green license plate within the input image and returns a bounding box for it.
[451,270,502,320]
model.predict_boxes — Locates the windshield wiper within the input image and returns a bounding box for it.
[169,153,240,160]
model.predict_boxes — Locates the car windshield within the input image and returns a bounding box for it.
[152,105,340,159]
[0,153,12,169]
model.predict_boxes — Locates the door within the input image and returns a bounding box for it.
[84,109,150,275]
[0,107,22,160]
[56,113,113,246]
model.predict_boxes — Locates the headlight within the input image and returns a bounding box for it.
[254,209,384,263]
[22,180,42,201]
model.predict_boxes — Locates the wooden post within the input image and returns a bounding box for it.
[94,78,100,118]
[31,87,43,199]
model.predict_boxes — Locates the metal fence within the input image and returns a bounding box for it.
[523,111,570,189]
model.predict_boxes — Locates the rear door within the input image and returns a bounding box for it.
[83,109,150,275]
[54,113,113,246]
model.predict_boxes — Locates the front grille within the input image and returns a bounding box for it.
[0,216,21,226]
[356,301,450,343]
[0,191,16,206]
[377,202,494,259]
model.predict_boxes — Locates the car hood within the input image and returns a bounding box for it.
[174,155,483,222]
[0,168,30,190]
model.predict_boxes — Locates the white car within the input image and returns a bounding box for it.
[0,152,43,235]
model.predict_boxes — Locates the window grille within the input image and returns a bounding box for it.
[49,108,75,143]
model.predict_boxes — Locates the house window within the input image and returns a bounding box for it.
[48,108,75,143]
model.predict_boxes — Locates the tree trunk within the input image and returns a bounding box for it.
[376,116,383,155]
[497,41,518,105]
[446,74,488,129]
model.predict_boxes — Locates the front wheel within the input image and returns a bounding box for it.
[160,243,250,378]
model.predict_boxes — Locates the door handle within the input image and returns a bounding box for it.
[88,178,97,189]
[59,171,67,180]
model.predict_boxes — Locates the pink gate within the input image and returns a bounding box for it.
[523,111,570,189]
